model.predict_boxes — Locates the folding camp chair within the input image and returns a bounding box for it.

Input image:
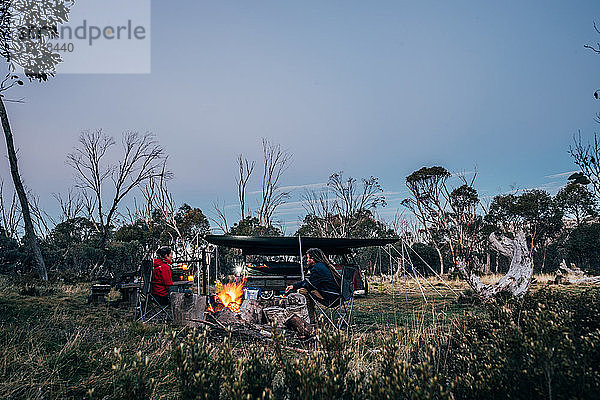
[136,260,173,323]
[308,265,356,333]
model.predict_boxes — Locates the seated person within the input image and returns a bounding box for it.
[151,246,174,306]
[285,248,342,319]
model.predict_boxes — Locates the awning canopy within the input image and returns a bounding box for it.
[205,235,399,256]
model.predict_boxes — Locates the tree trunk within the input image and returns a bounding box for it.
[456,231,532,299]
[0,97,47,280]
[434,244,444,275]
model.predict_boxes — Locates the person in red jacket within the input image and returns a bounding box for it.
[151,246,173,306]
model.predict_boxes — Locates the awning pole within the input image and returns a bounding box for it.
[298,236,305,280]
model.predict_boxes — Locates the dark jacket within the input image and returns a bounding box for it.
[151,258,173,297]
[293,262,340,301]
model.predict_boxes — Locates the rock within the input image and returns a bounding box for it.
[239,299,263,324]
[171,293,206,326]
[263,306,288,327]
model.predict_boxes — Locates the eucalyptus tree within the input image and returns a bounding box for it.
[403,166,534,300]
[0,0,74,280]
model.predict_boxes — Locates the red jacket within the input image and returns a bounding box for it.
[151,258,173,297]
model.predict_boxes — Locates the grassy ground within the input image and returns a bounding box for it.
[0,273,593,399]
[0,277,177,399]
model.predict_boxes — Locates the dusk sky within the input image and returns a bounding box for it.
[1,1,600,233]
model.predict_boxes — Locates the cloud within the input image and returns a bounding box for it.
[248,182,328,195]
[544,170,579,179]
[449,170,476,178]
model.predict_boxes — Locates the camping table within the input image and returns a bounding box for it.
[117,282,140,307]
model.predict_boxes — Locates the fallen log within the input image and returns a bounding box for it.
[554,259,600,285]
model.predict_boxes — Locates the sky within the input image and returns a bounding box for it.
[1,1,600,233]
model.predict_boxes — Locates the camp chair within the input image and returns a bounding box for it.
[307,265,356,333]
[136,260,173,323]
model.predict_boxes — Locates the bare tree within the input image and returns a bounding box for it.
[327,172,386,237]
[0,98,47,279]
[28,192,51,235]
[570,131,600,199]
[236,154,255,220]
[210,199,229,234]
[67,129,167,264]
[300,173,386,238]
[0,178,20,239]
[258,138,292,227]
[53,188,85,223]
[584,21,600,54]
[301,188,334,237]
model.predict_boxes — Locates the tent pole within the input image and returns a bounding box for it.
[298,236,305,280]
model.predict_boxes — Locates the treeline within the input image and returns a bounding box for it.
[2,130,600,281]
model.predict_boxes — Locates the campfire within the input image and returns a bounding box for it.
[207,279,246,313]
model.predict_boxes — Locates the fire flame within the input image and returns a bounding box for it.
[208,279,246,313]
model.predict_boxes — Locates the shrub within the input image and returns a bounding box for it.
[442,288,600,399]
[174,329,235,400]
[111,348,156,400]
[368,331,451,400]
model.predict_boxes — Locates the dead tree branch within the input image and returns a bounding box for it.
[0,178,20,239]
[236,154,255,220]
[53,188,85,223]
[210,199,229,234]
[258,138,292,227]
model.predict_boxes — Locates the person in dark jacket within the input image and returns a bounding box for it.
[151,246,173,306]
[286,248,342,320]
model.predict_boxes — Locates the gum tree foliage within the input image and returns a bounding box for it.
[485,190,563,271]
[0,225,23,273]
[228,216,281,237]
[115,204,210,257]
[0,0,74,280]
[554,181,597,226]
[402,167,451,274]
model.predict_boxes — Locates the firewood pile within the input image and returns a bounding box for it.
[170,292,315,341]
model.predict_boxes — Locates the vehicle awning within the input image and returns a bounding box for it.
[205,235,399,256]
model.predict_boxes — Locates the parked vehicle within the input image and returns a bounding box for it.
[205,235,396,299]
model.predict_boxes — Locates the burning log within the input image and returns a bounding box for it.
[200,279,315,343]
[214,307,240,325]
[207,279,246,313]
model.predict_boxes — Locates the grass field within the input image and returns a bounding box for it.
[0,274,597,399]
